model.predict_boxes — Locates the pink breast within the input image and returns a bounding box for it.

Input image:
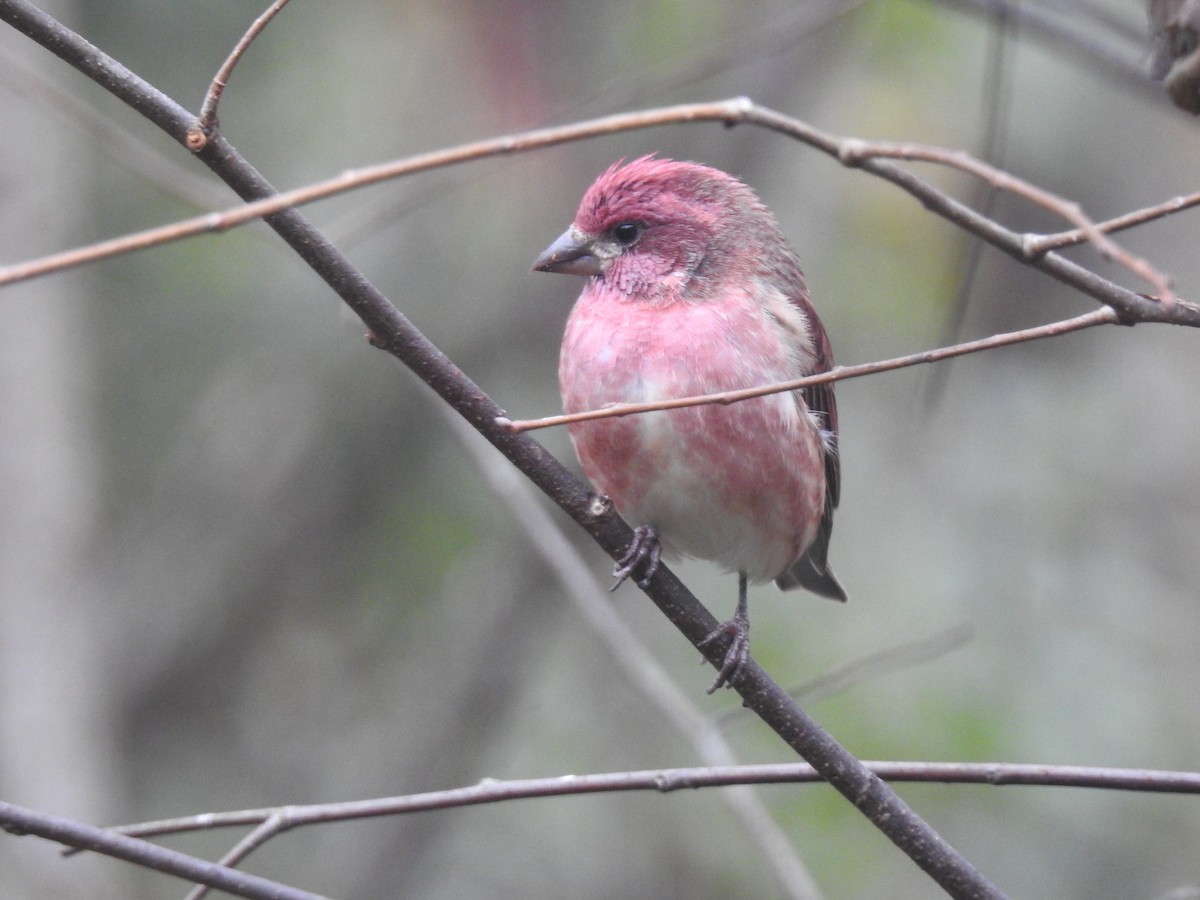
[559,285,826,581]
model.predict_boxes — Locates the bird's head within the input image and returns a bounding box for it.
[533,156,786,303]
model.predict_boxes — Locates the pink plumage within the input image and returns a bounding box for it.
[534,157,844,690]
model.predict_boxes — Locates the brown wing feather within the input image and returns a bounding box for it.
[775,289,846,601]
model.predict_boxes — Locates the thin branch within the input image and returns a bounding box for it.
[1030,189,1200,254]
[0,801,327,900]
[739,103,1197,326]
[0,100,753,287]
[7,3,1195,897]
[501,308,1121,433]
[836,139,1176,305]
[2,97,1194,340]
[0,5,1005,895]
[95,760,1200,846]
[438,404,822,900]
[190,0,292,146]
[182,814,292,900]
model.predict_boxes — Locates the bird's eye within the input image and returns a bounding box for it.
[612,222,641,245]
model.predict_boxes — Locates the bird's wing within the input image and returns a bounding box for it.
[771,287,846,601]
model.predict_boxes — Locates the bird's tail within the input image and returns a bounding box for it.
[775,530,847,602]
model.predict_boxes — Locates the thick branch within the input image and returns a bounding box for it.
[0,2,1007,896]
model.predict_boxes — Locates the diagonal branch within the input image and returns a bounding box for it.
[0,2,1008,896]
[2,98,1197,337]
[439,404,822,899]
[191,0,292,143]
[0,801,326,900]
[731,104,1197,327]
[836,139,1175,305]
[181,814,295,900]
[1030,189,1200,255]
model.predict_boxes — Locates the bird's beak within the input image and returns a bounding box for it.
[532,226,606,277]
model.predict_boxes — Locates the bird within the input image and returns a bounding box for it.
[532,156,845,692]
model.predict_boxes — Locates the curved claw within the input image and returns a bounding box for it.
[698,571,752,692]
[610,525,661,591]
[699,611,751,693]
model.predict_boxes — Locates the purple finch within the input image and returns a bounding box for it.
[533,157,845,691]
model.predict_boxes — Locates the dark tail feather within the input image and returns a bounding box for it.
[775,530,847,602]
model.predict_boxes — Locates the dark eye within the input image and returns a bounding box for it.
[612,222,641,245]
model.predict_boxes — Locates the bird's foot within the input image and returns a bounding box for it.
[610,525,661,591]
[698,610,751,693]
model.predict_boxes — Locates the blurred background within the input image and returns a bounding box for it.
[2,0,1198,897]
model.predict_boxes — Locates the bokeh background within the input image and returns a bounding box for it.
[2,1,1198,897]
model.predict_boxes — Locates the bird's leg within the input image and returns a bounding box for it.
[699,571,751,693]
[610,525,661,590]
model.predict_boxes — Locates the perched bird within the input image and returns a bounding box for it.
[533,156,845,691]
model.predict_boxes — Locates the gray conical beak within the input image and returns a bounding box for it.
[532,226,605,277]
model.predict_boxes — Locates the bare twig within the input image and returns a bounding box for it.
[0,4,1007,895]
[5,2,1194,897]
[1030,189,1200,254]
[189,0,292,148]
[0,801,327,900]
[93,760,1200,846]
[0,100,752,287]
[501,308,1121,433]
[2,98,1193,341]
[182,813,293,900]
[837,139,1176,305]
[439,405,822,900]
